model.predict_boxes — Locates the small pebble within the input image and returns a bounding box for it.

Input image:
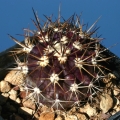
[0,81,11,92]
[79,103,97,117]
[75,113,88,120]
[65,115,78,120]
[9,89,17,101]
[100,93,113,113]
[4,70,25,85]
[22,99,36,110]
[55,115,63,120]
[16,97,21,104]
[39,112,55,120]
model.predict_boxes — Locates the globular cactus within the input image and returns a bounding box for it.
[8,8,115,111]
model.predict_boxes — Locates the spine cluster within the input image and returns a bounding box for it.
[8,9,114,110]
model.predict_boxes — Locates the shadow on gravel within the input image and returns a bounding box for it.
[0,94,37,120]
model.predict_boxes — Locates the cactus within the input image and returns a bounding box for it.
[8,8,115,111]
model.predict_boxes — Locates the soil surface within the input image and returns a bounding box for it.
[0,70,120,120]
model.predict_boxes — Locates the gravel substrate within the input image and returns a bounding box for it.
[0,70,120,120]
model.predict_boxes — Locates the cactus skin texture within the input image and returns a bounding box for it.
[8,8,114,111]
